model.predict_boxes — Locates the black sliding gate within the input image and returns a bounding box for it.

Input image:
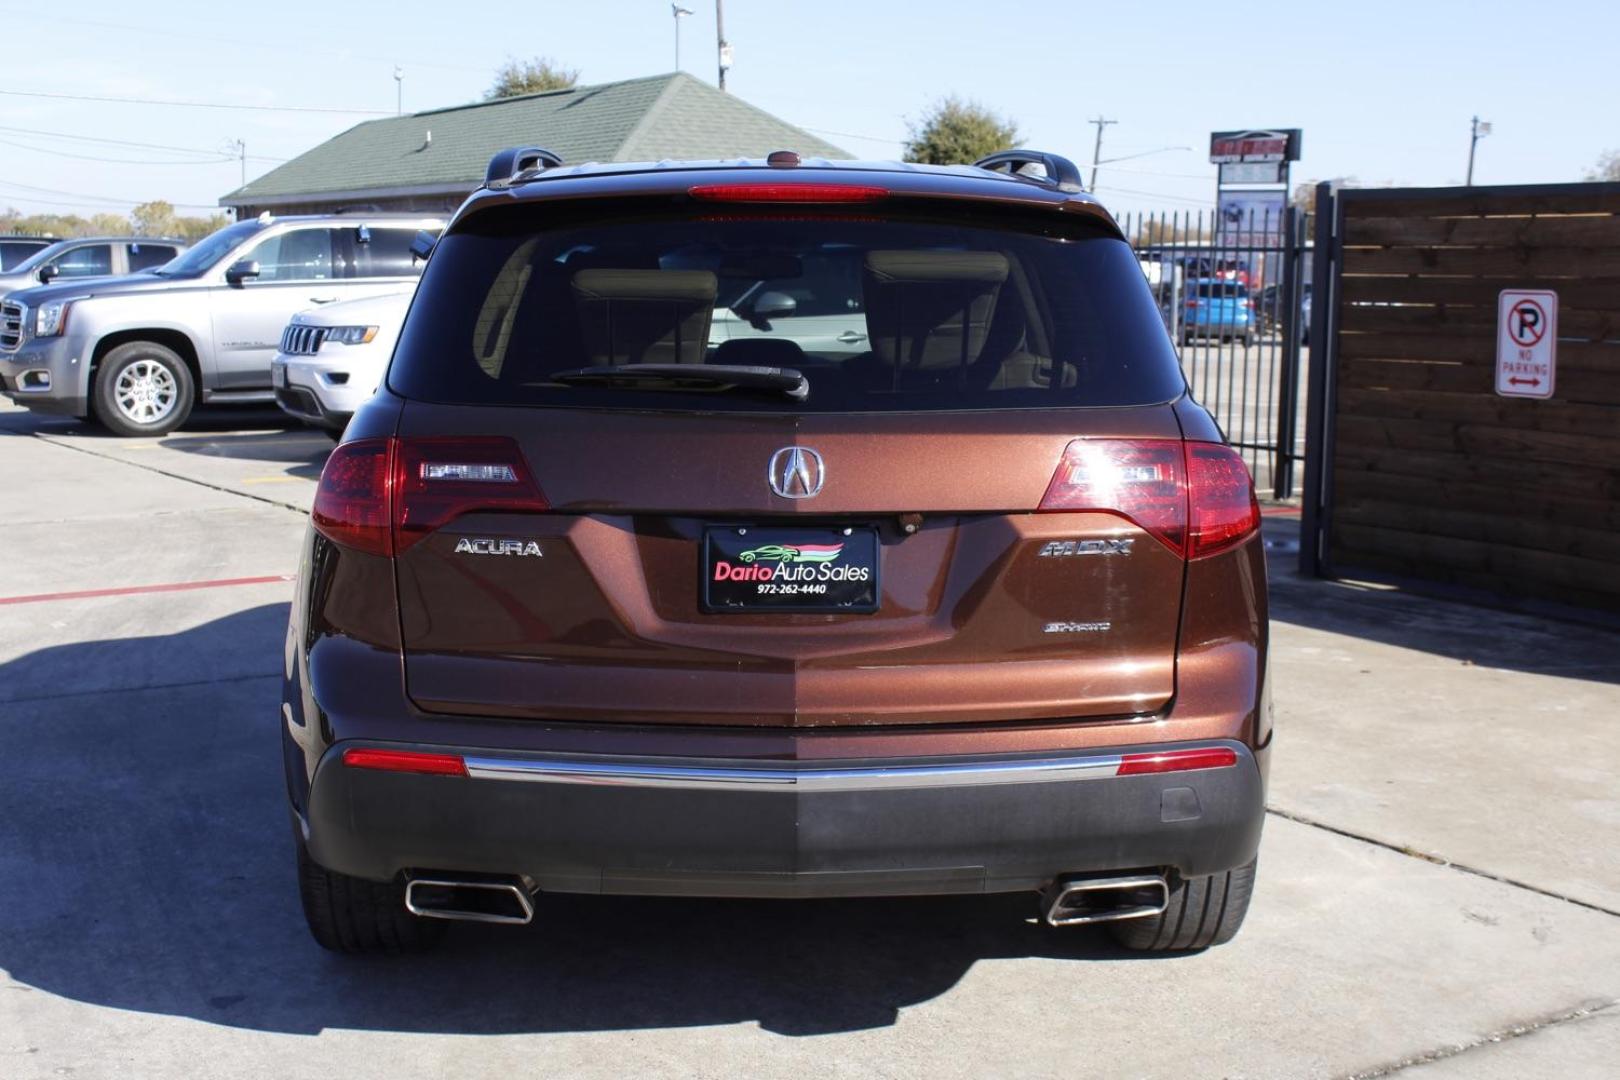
[1117,207,1312,498]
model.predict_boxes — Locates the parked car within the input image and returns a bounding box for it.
[271,288,415,436]
[1258,282,1312,343]
[1210,257,1251,288]
[0,236,55,271]
[0,237,187,300]
[0,214,441,436]
[1183,277,1256,345]
[286,148,1269,955]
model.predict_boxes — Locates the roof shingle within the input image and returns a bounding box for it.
[223,72,850,206]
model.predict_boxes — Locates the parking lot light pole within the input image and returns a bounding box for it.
[1466,116,1492,186]
[672,5,692,71]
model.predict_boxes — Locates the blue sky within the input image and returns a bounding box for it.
[0,0,1613,221]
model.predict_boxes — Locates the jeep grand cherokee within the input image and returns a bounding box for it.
[283,148,1269,954]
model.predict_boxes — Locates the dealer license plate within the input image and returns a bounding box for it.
[703,526,879,613]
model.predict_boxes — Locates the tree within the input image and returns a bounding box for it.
[89,213,134,236]
[485,56,580,100]
[1291,178,1359,213]
[1587,150,1620,181]
[903,96,1019,166]
[131,200,180,237]
[174,213,230,242]
[0,204,225,240]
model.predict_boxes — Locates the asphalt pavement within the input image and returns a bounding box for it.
[1,399,1616,1079]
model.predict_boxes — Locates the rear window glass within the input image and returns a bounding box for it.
[0,241,49,270]
[1195,281,1248,298]
[127,243,178,272]
[389,205,1186,412]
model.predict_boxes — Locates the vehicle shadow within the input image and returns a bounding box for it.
[0,604,1161,1040]
[156,425,331,481]
[1264,516,1620,685]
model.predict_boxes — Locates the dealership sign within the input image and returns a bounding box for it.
[1209,129,1302,165]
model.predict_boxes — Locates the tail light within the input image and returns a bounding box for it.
[1038,439,1257,559]
[311,436,548,556]
[1185,442,1259,558]
[312,439,394,556]
[688,183,889,203]
[393,437,548,552]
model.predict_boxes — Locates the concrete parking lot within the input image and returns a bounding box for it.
[2,399,1617,1079]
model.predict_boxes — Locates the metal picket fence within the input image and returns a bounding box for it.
[1116,206,1311,498]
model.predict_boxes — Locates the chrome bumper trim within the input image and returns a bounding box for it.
[461,752,1127,792]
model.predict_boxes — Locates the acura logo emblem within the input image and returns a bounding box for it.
[767,447,825,499]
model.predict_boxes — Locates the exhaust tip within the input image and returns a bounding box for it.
[405,876,535,925]
[1042,873,1169,927]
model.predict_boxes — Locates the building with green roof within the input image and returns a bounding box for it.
[220,72,850,218]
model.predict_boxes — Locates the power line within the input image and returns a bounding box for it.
[0,87,389,116]
[0,179,220,213]
[0,11,491,75]
[1090,184,1214,207]
[0,136,233,166]
[0,124,287,163]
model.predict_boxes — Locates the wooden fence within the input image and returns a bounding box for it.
[1302,182,1620,616]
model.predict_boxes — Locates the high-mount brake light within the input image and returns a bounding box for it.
[393,436,548,552]
[1037,439,1258,560]
[312,439,395,556]
[687,183,890,203]
[310,437,548,556]
[342,747,467,777]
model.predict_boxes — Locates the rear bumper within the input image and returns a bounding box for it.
[302,738,1266,898]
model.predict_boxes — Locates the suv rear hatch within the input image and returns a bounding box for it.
[360,186,1253,728]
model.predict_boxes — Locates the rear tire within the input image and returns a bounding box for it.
[92,341,194,437]
[296,832,446,954]
[1108,859,1256,951]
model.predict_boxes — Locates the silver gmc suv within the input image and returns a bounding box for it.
[0,213,442,436]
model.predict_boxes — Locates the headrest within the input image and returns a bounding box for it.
[571,269,718,366]
[862,251,1009,376]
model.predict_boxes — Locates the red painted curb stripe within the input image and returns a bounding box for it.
[0,574,293,606]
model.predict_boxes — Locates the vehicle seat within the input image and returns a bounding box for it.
[859,251,1008,392]
[571,269,718,366]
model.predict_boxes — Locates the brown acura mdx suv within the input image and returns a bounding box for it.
[283,147,1269,954]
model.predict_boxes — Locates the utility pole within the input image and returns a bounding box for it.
[1087,116,1117,191]
[226,138,246,187]
[716,0,730,91]
[1466,115,1492,186]
[672,5,692,70]
[394,66,404,116]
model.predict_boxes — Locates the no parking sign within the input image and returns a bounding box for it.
[1496,289,1557,399]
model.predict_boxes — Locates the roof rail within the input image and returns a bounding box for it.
[972,150,1085,194]
[484,145,565,189]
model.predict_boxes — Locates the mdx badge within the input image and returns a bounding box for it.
[1038,539,1134,557]
[767,447,825,499]
[455,538,543,557]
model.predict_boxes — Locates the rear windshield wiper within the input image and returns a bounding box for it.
[544,364,809,402]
